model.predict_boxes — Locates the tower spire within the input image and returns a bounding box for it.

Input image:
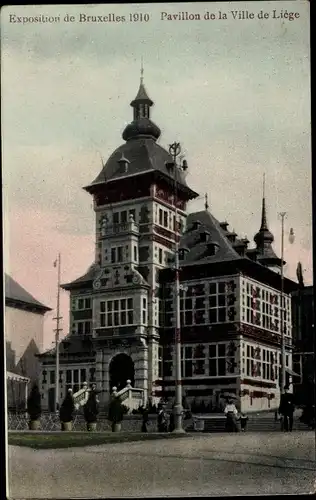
[260,173,268,230]
[140,57,144,84]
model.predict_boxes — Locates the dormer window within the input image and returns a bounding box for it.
[117,154,130,173]
[207,242,220,256]
[179,247,189,260]
[200,231,210,242]
[192,220,201,230]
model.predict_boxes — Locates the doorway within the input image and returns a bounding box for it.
[109,353,134,392]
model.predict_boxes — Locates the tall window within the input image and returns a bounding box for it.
[209,344,227,376]
[72,297,91,310]
[242,279,291,336]
[142,298,147,324]
[100,298,134,327]
[162,346,173,376]
[209,282,227,323]
[111,246,124,263]
[158,346,163,378]
[76,321,91,335]
[158,248,163,264]
[245,343,276,381]
[159,209,163,225]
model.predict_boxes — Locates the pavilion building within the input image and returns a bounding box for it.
[38,77,298,412]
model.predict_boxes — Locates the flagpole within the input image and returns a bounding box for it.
[54,253,62,412]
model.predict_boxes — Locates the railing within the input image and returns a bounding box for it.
[100,220,139,237]
[113,380,145,413]
[73,383,90,409]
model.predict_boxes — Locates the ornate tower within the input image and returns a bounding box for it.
[82,75,198,401]
[254,175,282,271]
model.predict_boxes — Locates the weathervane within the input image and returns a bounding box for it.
[205,193,209,211]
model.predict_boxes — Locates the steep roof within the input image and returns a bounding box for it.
[83,137,197,198]
[5,274,51,312]
[61,263,99,290]
[179,210,243,266]
[38,334,94,358]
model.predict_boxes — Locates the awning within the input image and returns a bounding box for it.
[285,367,301,377]
[6,371,30,383]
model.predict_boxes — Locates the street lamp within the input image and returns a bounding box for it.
[279,213,295,396]
[53,254,62,412]
[168,142,187,433]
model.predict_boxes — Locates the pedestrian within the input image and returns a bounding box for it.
[239,412,249,432]
[141,405,149,432]
[157,404,168,432]
[224,399,239,432]
[168,408,175,432]
[279,385,295,432]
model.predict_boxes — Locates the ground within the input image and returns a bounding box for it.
[8,432,316,497]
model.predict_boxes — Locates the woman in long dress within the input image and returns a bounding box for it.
[224,399,239,432]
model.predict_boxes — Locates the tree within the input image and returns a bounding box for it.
[83,390,99,424]
[59,390,75,423]
[27,384,41,421]
[108,396,125,431]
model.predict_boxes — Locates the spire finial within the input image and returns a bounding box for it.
[263,172,266,199]
[140,57,144,84]
[205,193,209,211]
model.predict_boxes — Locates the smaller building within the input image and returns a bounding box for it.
[5,274,51,410]
[292,282,315,405]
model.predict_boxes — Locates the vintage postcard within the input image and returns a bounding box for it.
[2,1,313,498]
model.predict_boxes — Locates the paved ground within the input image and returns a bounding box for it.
[8,432,316,497]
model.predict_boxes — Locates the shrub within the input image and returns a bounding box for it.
[59,391,75,423]
[108,397,125,424]
[83,390,99,424]
[27,384,41,421]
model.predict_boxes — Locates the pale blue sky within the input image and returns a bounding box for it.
[1,1,311,347]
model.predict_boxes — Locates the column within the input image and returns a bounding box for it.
[95,349,103,393]
[147,337,160,400]
[133,340,148,402]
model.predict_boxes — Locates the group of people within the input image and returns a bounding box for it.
[139,404,189,433]
[224,385,297,433]
[223,399,249,432]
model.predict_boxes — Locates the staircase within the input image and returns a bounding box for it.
[115,381,145,413]
[187,410,311,433]
[73,383,90,410]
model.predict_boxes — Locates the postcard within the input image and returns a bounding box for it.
[2,1,313,498]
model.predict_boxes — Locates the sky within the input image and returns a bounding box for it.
[1,1,311,350]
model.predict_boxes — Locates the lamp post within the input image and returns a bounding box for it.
[53,253,62,412]
[279,212,286,396]
[279,214,295,396]
[168,142,187,433]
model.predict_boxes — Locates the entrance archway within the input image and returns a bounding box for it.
[109,353,134,392]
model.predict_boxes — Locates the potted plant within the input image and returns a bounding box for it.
[108,396,125,432]
[83,388,99,431]
[27,383,41,430]
[59,389,75,431]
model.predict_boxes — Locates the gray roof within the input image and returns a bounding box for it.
[61,263,99,290]
[40,334,94,357]
[179,210,243,266]
[84,137,197,197]
[131,81,153,105]
[5,274,51,312]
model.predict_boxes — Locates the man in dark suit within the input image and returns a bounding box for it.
[279,385,295,431]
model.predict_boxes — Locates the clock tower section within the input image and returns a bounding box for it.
[84,77,198,399]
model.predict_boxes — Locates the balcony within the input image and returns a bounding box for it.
[100,221,139,237]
